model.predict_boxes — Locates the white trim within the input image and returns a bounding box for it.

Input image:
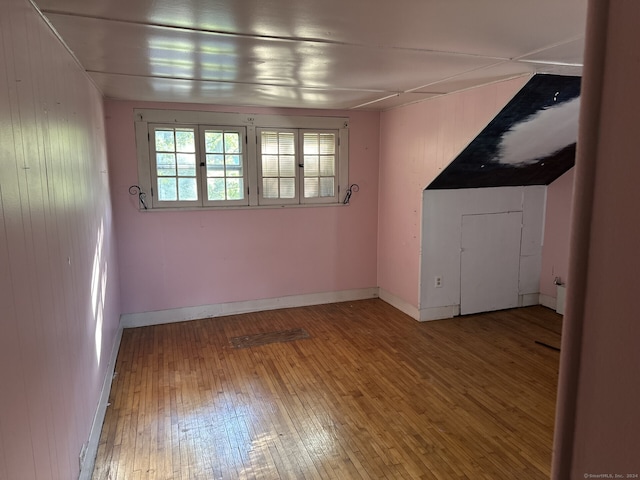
[135,120,153,205]
[79,324,124,480]
[134,109,349,130]
[518,293,540,307]
[419,305,460,321]
[127,202,351,213]
[555,284,567,315]
[338,128,349,204]
[121,288,379,328]
[539,293,557,311]
[378,288,420,320]
[246,125,259,205]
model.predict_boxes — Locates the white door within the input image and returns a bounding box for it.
[460,212,522,315]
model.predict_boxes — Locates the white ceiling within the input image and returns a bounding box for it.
[34,0,587,110]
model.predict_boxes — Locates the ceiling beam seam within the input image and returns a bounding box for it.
[511,35,585,62]
[84,69,396,93]
[41,10,510,60]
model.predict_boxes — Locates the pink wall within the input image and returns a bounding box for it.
[377,77,528,308]
[540,167,575,298]
[105,101,379,315]
[553,1,640,477]
[0,1,120,479]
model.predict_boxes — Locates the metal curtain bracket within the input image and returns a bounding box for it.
[343,183,360,205]
[129,185,148,210]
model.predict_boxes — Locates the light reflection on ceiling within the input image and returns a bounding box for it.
[35,0,587,110]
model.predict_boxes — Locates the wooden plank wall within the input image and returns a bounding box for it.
[0,0,120,478]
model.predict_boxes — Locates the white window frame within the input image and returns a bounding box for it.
[148,124,202,209]
[257,128,300,206]
[134,109,349,210]
[200,125,250,207]
[299,129,340,205]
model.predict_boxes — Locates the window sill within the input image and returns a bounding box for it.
[135,202,352,212]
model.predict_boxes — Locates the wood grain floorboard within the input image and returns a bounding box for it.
[92,300,562,480]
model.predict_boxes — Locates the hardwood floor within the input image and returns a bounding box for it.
[92,300,562,480]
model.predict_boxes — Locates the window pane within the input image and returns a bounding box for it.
[320,134,335,154]
[206,154,224,177]
[320,177,334,197]
[227,178,243,200]
[157,178,177,201]
[320,155,335,176]
[225,155,240,170]
[156,153,176,176]
[262,155,279,177]
[227,165,242,177]
[207,165,224,177]
[262,132,278,154]
[280,178,295,198]
[226,155,240,166]
[205,131,223,153]
[207,154,224,166]
[279,133,295,155]
[175,129,195,152]
[279,155,295,177]
[178,178,197,200]
[208,178,225,200]
[304,133,319,154]
[304,178,319,198]
[263,178,279,198]
[224,133,240,153]
[177,153,196,176]
[226,155,242,177]
[155,130,175,152]
[304,156,319,177]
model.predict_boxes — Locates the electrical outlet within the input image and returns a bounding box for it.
[435,276,443,288]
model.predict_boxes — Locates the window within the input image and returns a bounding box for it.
[258,129,298,204]
[151,126,199,206]
[148,125,248,208]
[201,127,247,206]
[135,109,349,209]
[301,131,337,202]
[256,129,339,205]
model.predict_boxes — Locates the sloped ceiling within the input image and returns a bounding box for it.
[32,0,586,110]
[427,74,581,189]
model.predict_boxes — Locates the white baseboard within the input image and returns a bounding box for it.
[555,285,566,315]
[539,293,557,311]
[120,288,380,328]
[378,289,421,320]
[519,293,540,307]
[419,305,460,321]
[79,324,123,480]
[378,289,462,321]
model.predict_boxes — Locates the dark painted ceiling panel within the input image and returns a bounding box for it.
[426,74,581,190]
